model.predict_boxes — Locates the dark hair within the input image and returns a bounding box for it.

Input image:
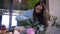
[33,1,48,27]
[0,25,6,30]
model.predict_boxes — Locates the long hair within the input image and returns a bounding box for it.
[33,1,48,27]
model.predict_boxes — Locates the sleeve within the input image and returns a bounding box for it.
[15,10,30,21]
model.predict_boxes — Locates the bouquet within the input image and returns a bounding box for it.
[18,15,44,31]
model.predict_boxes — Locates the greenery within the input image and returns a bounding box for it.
[20,20,31,26]
[0,0,4,9]
[20,20,41,27]
[51,16,57,26]
[26,0,40,9]
[51,16,60,28]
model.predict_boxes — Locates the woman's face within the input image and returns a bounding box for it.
[35,5,43,14]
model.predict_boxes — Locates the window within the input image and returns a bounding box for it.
[2,15,17,28]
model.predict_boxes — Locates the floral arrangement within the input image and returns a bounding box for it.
[18,15,44,32]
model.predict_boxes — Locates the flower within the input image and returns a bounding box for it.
[16,15,45,31]
[26,28,35,34]
[38,25,44,31]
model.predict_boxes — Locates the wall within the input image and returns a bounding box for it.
[46,0,60,34]
[49,0,60,23]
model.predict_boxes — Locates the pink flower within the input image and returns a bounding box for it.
[26,28,35,34]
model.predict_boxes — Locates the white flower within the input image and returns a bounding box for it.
[14,30,20,34]
[39,27,44,31]
[38,25,44,31]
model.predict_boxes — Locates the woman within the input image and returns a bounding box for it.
[16,1,48,34]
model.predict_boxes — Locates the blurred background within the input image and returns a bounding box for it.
[0,0,47,28]
[0,0,60,34]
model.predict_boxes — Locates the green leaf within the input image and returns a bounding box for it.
[26,0,40,9]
